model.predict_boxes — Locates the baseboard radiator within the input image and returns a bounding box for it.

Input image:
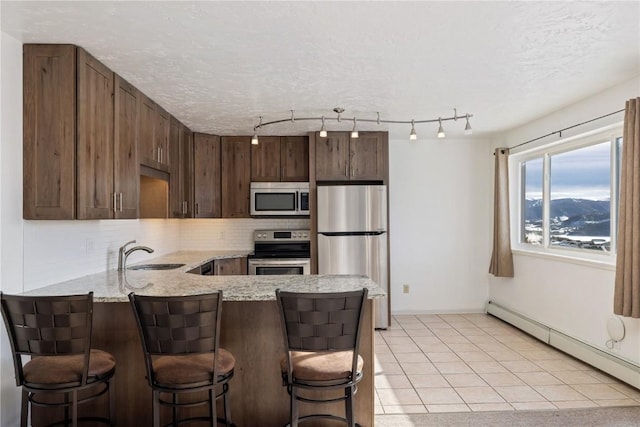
[486,301,640,389]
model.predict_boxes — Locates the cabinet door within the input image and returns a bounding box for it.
[349,132,387,181]
[155,105,170,167]
[113,75,139,219]
[250,136,281,181]
[139,94,156,166]
[23,44,76,219]
[315,132,350,181]
[76,48,114,220]
[181,126,194,217]
[169,118,182,218]
[214,257,247,275]
[193,133,221,218]
[169,120,193,218]
[281,136,309,181]
[221,137,251,218]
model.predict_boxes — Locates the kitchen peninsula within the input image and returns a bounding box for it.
[25,251,385,427]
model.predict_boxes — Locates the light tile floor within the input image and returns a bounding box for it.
[374,314,640,415]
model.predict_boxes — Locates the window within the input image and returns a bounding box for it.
[515,129,622,259]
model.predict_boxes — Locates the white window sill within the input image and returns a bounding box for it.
[512,247,616,271]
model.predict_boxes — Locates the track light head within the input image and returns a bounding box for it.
[251,133,259,145]
[409,120,417,141]
[319,116,327,137]
[464,115,472,135]
[437,118,445,139]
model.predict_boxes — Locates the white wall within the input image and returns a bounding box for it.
[388,136,493,314]
[489,76,640,365]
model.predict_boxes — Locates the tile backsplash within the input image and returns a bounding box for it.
[23,218,309,291]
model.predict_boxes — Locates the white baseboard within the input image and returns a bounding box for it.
[486,301,640,389]
[391,308,486,316]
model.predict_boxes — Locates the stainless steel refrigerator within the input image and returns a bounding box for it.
[317,185,389,328]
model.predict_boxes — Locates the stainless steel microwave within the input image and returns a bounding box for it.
[250,182,309,216]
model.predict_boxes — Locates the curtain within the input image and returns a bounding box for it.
[489,148,514,277]
[614,97,640,318]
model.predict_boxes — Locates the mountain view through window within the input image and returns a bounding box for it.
[523,140,615,252]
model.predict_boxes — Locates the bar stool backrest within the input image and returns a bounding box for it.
[128,292,223,385]
[0,292,94,387]
[276,289,368,380]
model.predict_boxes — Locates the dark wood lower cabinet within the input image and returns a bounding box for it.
[215,257,247,275]
[30,300,374,426]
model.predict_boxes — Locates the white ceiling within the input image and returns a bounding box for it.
[2,1,639,139]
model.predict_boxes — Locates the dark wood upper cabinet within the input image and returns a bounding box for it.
[350,132,387,181]
[315,131,387,182]
[155,106,170,167]
[76,48,115,220]
[169,119,193,218]
[193,133,221,218]
[139,94,156,166]
[181,126,194,217]
[24,45,142,220]
[280,136,309,181]
[113,75,140,219]
[221,136,251,218]
[23,44,76,219]
[251,136,281,181]
[314,132,350,181]
[251,136,309,182]
[169,118,182,217]
[139,94,170,170]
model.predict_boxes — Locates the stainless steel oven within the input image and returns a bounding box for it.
[248,230,311,275]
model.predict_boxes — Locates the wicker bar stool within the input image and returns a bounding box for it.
[0,291,116,427]
[128,291,235,427]
[276,288,368,427]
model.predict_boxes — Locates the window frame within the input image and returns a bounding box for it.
[509,124,623,265]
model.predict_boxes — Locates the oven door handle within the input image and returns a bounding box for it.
[295,191,299,211]
[248,258,310,266]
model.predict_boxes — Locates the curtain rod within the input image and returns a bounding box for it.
[505,108,625,152]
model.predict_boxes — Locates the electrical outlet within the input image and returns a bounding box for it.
[403,284,410,294]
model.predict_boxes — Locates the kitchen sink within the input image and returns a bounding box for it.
[127,263,185,271]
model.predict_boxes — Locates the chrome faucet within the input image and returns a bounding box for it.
[118,240,154,271]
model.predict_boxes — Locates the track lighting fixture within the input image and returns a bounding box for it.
[437,118,445,139]
[252,108,474,141]
[409,120,417,140]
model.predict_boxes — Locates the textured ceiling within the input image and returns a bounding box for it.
[2,1,639,139]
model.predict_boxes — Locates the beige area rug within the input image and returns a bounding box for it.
[375,406,640,426]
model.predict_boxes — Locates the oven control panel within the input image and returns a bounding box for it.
[254,229,310,242]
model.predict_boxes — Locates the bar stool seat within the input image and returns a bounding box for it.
[24,349,115,386]
[153,350,235,387]
[280,351,363,383]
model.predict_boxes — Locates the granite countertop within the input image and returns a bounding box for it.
[24,251,386,302]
